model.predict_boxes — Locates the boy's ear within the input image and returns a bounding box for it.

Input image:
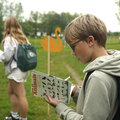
[87,35,95,47]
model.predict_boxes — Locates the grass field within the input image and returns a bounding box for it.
[0,37,120,119]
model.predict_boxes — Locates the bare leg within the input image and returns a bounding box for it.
[9,80,28,118]
[8,82,19,112]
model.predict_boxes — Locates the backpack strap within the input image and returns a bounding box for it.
[83,71,94,92]
[112,77,120,120]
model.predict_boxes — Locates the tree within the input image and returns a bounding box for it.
[29,11,42,36]
[60,12,79,31]
[0,0,8,42]
[6,2,24,21]
[42,11,61,34]
[21,20,34,37]
[40,11,79,35]
[0,0,24,42]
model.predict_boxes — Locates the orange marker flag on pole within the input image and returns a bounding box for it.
[40,27,63,115]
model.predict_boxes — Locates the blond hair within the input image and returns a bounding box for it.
[64,14,107,48]
[1,17,30,47]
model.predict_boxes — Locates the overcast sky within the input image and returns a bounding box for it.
[9,0,120,32]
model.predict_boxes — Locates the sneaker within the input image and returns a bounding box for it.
[5,113,20,120]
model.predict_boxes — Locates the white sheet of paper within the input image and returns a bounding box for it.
[31,70,72,104]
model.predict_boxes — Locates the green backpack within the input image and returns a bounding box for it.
[16,43,37,72]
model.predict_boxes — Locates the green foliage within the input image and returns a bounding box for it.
[19,11,80,37]
[0,0,7,42]
[6,2,23,21]
[108,31,120,36]
[40,11,80,34]
[29,11,42,36]
[20,20,34,36]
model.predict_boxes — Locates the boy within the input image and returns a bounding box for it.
[45,14,120,120]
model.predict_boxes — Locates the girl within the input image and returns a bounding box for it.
[0,17,29,120]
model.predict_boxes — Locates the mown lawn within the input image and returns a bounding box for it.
[0,37,120,119]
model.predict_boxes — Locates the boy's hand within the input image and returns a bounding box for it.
[45,94,60,107]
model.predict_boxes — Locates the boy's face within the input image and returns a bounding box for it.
[70,39,93,64]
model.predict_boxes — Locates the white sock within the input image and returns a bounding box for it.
[11,111,19,118]
[20,118,27,120]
